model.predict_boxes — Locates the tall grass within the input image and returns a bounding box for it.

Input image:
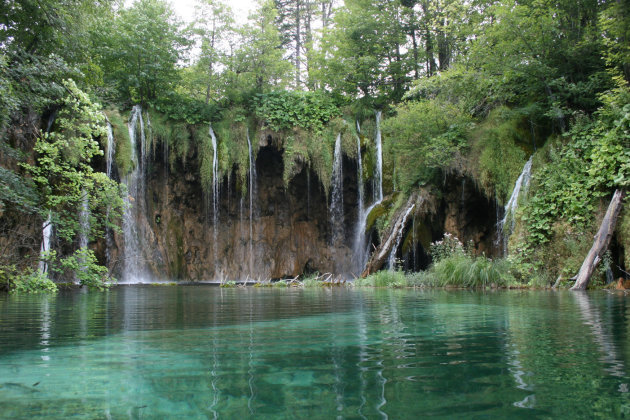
[354,270,408,288]
[410,254,513,288]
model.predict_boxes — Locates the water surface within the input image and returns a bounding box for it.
[1,287,629,419]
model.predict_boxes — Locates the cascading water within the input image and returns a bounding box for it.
[78,192,90,251]
[354,113,385,273]
[209,124,220,270]
[352,123,366,272]
[247,130,257,277]
[38,212,52,275]
[501,156,533,245]
[388,204,415,269]
[355,122,364,225]
[104,121,116,269]
[374,111,383,202]
[106,122,115,178]
[121,105,148,283]
[76,191,90,283]
[329,134,344,246]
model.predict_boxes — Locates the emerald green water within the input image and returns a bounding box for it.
[1,287,629,419]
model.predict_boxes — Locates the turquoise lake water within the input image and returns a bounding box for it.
[1,286,629,419]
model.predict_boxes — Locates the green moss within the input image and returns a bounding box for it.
[470,107,529,203]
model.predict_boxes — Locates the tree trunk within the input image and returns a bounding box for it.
[571,189,624,290]
[362,192,419,277]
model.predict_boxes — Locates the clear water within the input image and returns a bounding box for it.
[1,288,630,419]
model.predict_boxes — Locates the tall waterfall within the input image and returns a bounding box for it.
[121,105,148,283]
[374,110,383,202]
[38,212,52,275]
[106,122,115,178]
[388,205,415,270]
[352,122,366,272]
[330,133,344,245]
[76,191,90,283]
[355,121,364,226]
[247,130,257,276]
[209,124,220,269]
[502,156,533,236]
[78,192,90,251]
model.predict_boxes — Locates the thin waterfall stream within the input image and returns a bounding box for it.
[209,124,220,270]
[330,133,344,247]
[247,130,257,277]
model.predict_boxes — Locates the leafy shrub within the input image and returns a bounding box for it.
[57,248,111,289]
[11,270,58,293]
[429,233,465,263]
[253,90,340,132]
[382,99,471,191]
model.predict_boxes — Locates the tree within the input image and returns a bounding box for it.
[226,0,292,99]
[22,79,124,243]
[194,0,235,103]
[315,0,410,103]
[98,0,190,104]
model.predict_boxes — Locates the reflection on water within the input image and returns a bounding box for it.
[1,287,630,418]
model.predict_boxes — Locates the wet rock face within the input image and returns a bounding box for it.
[441,176,498,256]
[111,143,355,281]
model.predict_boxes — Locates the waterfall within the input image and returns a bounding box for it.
[121,105,148,283]
[330,133,344,246]
[501,156,533,237]
[247,130,257,276]
[78,192,89,250]
[104,121,115,270]
[355,122,365,226]
[388,204,414,270]
[77,191,90,283]
[353,113,385,274]
[106,122,115,178]
[352,123,367,272]
[38,212,52,275]
[374,110,383,202]
[209,124,220,270]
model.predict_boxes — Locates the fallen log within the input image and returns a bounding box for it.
[571,189,625,290]
[361,192,420,277]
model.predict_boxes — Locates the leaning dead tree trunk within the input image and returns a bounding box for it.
[571,189,625,290]
[361,192,420,277]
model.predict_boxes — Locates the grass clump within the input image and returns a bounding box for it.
[407,233,514,288]
[431,254,513,288]
[354,270,408,288]
[302,275,324,288]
